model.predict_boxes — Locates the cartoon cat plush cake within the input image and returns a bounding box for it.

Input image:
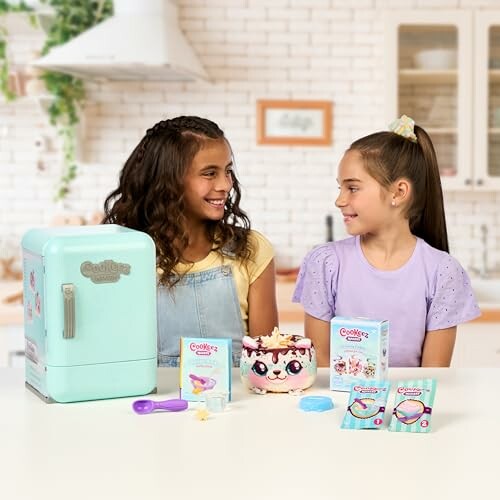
[240,328,317,394]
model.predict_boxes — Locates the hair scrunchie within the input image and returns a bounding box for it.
[388,114,418,143]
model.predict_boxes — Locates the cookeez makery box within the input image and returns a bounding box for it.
[330,317,389,392]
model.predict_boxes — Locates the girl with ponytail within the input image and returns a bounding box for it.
[293,115,480,368]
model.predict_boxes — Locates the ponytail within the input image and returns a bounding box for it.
[411,126,449,253]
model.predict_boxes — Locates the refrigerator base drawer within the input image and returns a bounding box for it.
[26,357,157,403]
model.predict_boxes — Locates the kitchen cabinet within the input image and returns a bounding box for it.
[475,11,500,190]
[385,10,500,190]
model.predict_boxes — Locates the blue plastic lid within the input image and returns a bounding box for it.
[299,396,334,412]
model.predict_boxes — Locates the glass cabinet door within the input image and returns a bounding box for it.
[476,12,500,189]
[398,25,458,178]
[488,27,500,177]
[386,12,472,190]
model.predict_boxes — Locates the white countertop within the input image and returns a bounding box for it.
[0,367,498,499]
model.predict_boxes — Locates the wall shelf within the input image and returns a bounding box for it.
[426,127,457,134]
[399,69,457,84]
[488,69,500,82]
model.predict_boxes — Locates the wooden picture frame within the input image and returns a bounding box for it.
[256,99,332,146]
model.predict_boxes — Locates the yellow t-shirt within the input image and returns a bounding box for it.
[173,230,274,335]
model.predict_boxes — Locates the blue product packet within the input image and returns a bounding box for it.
[388,379,437,433]
[179,337,232,402]
[341,380,391,430]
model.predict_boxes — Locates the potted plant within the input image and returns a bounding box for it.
[0,0,113,201]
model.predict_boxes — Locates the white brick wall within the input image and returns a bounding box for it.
[1,0,500,274]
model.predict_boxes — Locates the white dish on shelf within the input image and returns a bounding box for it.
[414,49,457,70]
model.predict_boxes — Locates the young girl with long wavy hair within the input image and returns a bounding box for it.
[293,115,480,368]
[103,116,278,366]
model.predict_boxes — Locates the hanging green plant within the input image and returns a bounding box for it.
[40,0,113,201]
[0,0,113,201]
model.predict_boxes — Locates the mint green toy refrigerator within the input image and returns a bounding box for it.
[22,225,157,403]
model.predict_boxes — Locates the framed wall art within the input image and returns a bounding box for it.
[256,99,332,146]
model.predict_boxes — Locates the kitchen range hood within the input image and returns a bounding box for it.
[33,0,209,82]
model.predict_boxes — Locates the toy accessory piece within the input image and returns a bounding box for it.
[204,392,228,412]
[195,408,210,421]
[132,398,188,414]
[299,396,334,412]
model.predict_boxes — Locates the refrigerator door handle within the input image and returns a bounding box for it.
[62,284,75,339]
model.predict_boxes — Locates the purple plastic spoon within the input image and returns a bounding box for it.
[132,398,188,415]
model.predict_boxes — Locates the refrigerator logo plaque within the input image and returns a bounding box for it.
[80,260,130,284]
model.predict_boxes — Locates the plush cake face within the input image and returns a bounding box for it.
[240,328,317,394]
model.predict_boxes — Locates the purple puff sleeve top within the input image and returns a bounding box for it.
[293,236,481,367]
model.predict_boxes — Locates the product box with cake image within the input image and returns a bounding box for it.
[179,337,232,402]
[330,317,389,392]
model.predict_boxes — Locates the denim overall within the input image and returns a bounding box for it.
[157,264,245,367]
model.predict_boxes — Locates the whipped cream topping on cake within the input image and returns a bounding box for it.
[243,327,312,352]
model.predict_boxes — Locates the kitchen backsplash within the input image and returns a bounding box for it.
[1,0,499,273]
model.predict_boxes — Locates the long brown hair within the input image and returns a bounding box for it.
[348,125,449,252]
[102,116,252,285]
